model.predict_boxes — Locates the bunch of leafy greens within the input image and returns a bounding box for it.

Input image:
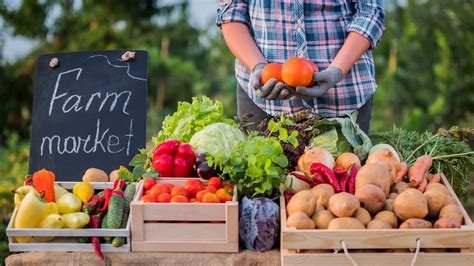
[371,126,474,201]
[128,149,158,179]
[212,132,289,198]
[154,96,235,144]
[310,113,372,160]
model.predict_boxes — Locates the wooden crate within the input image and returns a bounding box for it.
[7,182,133,253]
[280,174,474,266]
[131,178,239,252]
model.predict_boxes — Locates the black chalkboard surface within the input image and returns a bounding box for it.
[28,50,147,181]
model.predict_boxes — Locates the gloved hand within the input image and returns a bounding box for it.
[249,63,292,100]
[295,67,343,98]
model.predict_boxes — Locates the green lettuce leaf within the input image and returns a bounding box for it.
[154,96,235,144]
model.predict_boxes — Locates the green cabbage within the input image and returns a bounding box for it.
[310,113,372,160]
[154,96,235,144]
[190,123,245,158]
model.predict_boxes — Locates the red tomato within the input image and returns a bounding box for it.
[143,178,156,191]
[208,177,222,190]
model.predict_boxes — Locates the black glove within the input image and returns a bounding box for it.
[249,63,292,101]
[295,67,343,98]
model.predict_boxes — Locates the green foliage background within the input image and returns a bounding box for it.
[0,0,473,262]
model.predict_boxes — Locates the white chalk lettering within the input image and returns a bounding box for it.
[93,118,109,152]
[107,135,124,153]
[40,135,61,156]
[99,91,132,115]
[85,92,101,111]
[62,95,83,113]
[49,68,82,116]
[125,119,133,156]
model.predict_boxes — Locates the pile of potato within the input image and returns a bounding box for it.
[286,165,464,230]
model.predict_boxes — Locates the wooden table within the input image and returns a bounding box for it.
[5,250,281,266]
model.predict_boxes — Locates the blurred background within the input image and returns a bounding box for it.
[0,0,473,262]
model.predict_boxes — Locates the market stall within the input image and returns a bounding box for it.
[5,51,474,265]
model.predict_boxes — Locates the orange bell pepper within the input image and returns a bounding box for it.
[32,169,56,202]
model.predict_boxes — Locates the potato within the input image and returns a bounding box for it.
[312,210,335,229]
[394,188,428,220]
[439,204,463,225]
[82,168,108,182]
[311,184,335,208]
[287,212,316,229]
[367,219,392,229]
[315,204,325,214]
[288,198,315,217]
[328,217,365,230]
[384,199,394,212]
[109,169,119,182]
[353,208,371,226]
[434,217,461,229]
[424,189,448,217]
[425,183,450,196]
[355,184,386,214]
[356,163,391,196]
[328,192,360,217]
[374,211,398,228]
[399,218,432,229]
[388,193,398,200]
[391,182,410,194]
[445,196,457,205]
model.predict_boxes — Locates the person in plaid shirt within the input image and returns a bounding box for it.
[216,0,385,133]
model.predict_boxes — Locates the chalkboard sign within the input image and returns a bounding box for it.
[28,50,147,181]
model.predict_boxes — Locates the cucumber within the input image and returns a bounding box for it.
[111,183,136,247]
[101,214,112,242]
[106,193,124,229]
[77,237,90,243]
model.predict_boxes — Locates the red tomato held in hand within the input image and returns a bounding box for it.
[261,63,283,84]
[281,58,314,87]
[173,157,192,177]
[208,177,222,190]
[176,143,197,167]
[152,154,174,177]
[143,178,156,191]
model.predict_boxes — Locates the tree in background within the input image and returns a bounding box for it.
[372,0,474,131]
[0,0,236,144]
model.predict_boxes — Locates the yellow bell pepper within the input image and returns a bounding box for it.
[73,182,94,203]
[35,214,64,242]
[13,190,47,243]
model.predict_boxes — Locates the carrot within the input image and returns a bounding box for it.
[408,155,432,187]
[32,169,56,202]
[429,173,441,184]
[396,161,408,182]
[417,177,428,192]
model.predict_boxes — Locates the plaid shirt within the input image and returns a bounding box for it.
[217,0,385,117]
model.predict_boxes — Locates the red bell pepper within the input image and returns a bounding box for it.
[151,139,197,177]
[97,188,113,213]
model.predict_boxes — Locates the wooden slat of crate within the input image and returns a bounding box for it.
[281,174,474,250]
[143,203,226,221]
[7,181,134,252]
[131,179,239,253]
[143,223,226,242]
[281,250,474,266]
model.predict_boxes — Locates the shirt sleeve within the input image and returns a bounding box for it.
[216,0,250,28]
[347,0,385,49]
